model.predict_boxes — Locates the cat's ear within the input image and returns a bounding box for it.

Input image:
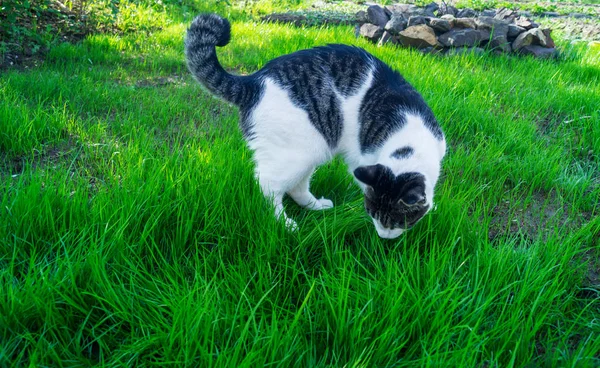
[353,164,385,187]
[399,186,426,206]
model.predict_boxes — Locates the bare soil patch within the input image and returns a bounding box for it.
[486,189,591,244]
[0,138,78,178]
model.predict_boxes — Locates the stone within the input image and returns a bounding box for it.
[511,30,535,51]
[384,15,408,35]
[454,18,477,29]
[570,13,592,19]
[519,45,557,59]
[457,8,477,18]
[438,28,489,48]
[475,16,508,31]
[356,10,369,24]
[378,31,394,46]
[440,14,455,22]
[476,17,511,52]
[541,12,560,18]
[481,10,496,17]
[507,24,526,39]
[446,47,485,56]
[515,17,538,30]
[367,5,390,28]
[528,28,546,46]
[360,23,384,42]
[490,33,511,52]
[397,24,439,48]
[420,46,444,55]
[408,15,428,27]
[423,8,436,18]
[438,3,458,16]
[542,29,555,48]
[495,8,517,22]
[478,29,491,42]
[428,18,452,33]
[383,6,392,17]
[385,4,419,17]
[506,27,552,50]
[413,8,432,17]
[425,2,439,15]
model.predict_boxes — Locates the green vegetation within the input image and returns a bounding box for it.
[0,0,212,64]
[1,0,600,366]
[455,0,598,14]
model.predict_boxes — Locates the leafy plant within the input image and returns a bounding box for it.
[521,3,558,15]
[455,0,499,11]
[0,0,184,64]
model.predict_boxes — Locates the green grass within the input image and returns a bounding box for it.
[1,3,600,366]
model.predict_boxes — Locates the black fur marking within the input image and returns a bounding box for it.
[256,44,373,148]
[185,14,263,136]
[391,146,414,160]
[359,59,443,153]
[354,165,429,229]
[185,14,262,111]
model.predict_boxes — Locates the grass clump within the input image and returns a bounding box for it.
[1,1,600,367]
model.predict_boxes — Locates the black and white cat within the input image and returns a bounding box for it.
[184,14,446,239]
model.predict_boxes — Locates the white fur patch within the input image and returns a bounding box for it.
[248,77,332,190]
[377,112,447,210]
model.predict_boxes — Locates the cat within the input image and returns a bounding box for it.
[184,13,446,239]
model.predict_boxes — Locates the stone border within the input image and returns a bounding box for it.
[357,3,558,58]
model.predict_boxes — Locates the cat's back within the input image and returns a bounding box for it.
[249,44,443,151]
[257,44,374,98]
[248,44,376,147]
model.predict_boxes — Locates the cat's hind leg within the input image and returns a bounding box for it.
[287,169,333,210]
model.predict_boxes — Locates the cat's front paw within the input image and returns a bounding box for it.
[318,197,334,209]
[285,217,298,231]
[307,197,333,210]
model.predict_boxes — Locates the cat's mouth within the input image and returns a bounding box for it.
[373,219,404,239]
[366,202,430,232]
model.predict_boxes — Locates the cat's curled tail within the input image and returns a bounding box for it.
[184,14,257,106]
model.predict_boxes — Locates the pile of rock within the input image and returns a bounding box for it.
[357,3,557,58]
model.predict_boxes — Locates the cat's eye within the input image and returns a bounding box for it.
[399,197,427,206]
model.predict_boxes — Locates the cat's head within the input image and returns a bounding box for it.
[354,164,431,239]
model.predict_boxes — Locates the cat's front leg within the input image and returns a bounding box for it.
[287,170,334,211]
[256,168,300,231]
[305,197,334,210]
[294,196,334,210]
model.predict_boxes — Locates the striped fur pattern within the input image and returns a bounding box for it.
[184,14,261,136]
[184,13,447,239]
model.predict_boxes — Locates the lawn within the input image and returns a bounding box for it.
[1,1,600,366]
